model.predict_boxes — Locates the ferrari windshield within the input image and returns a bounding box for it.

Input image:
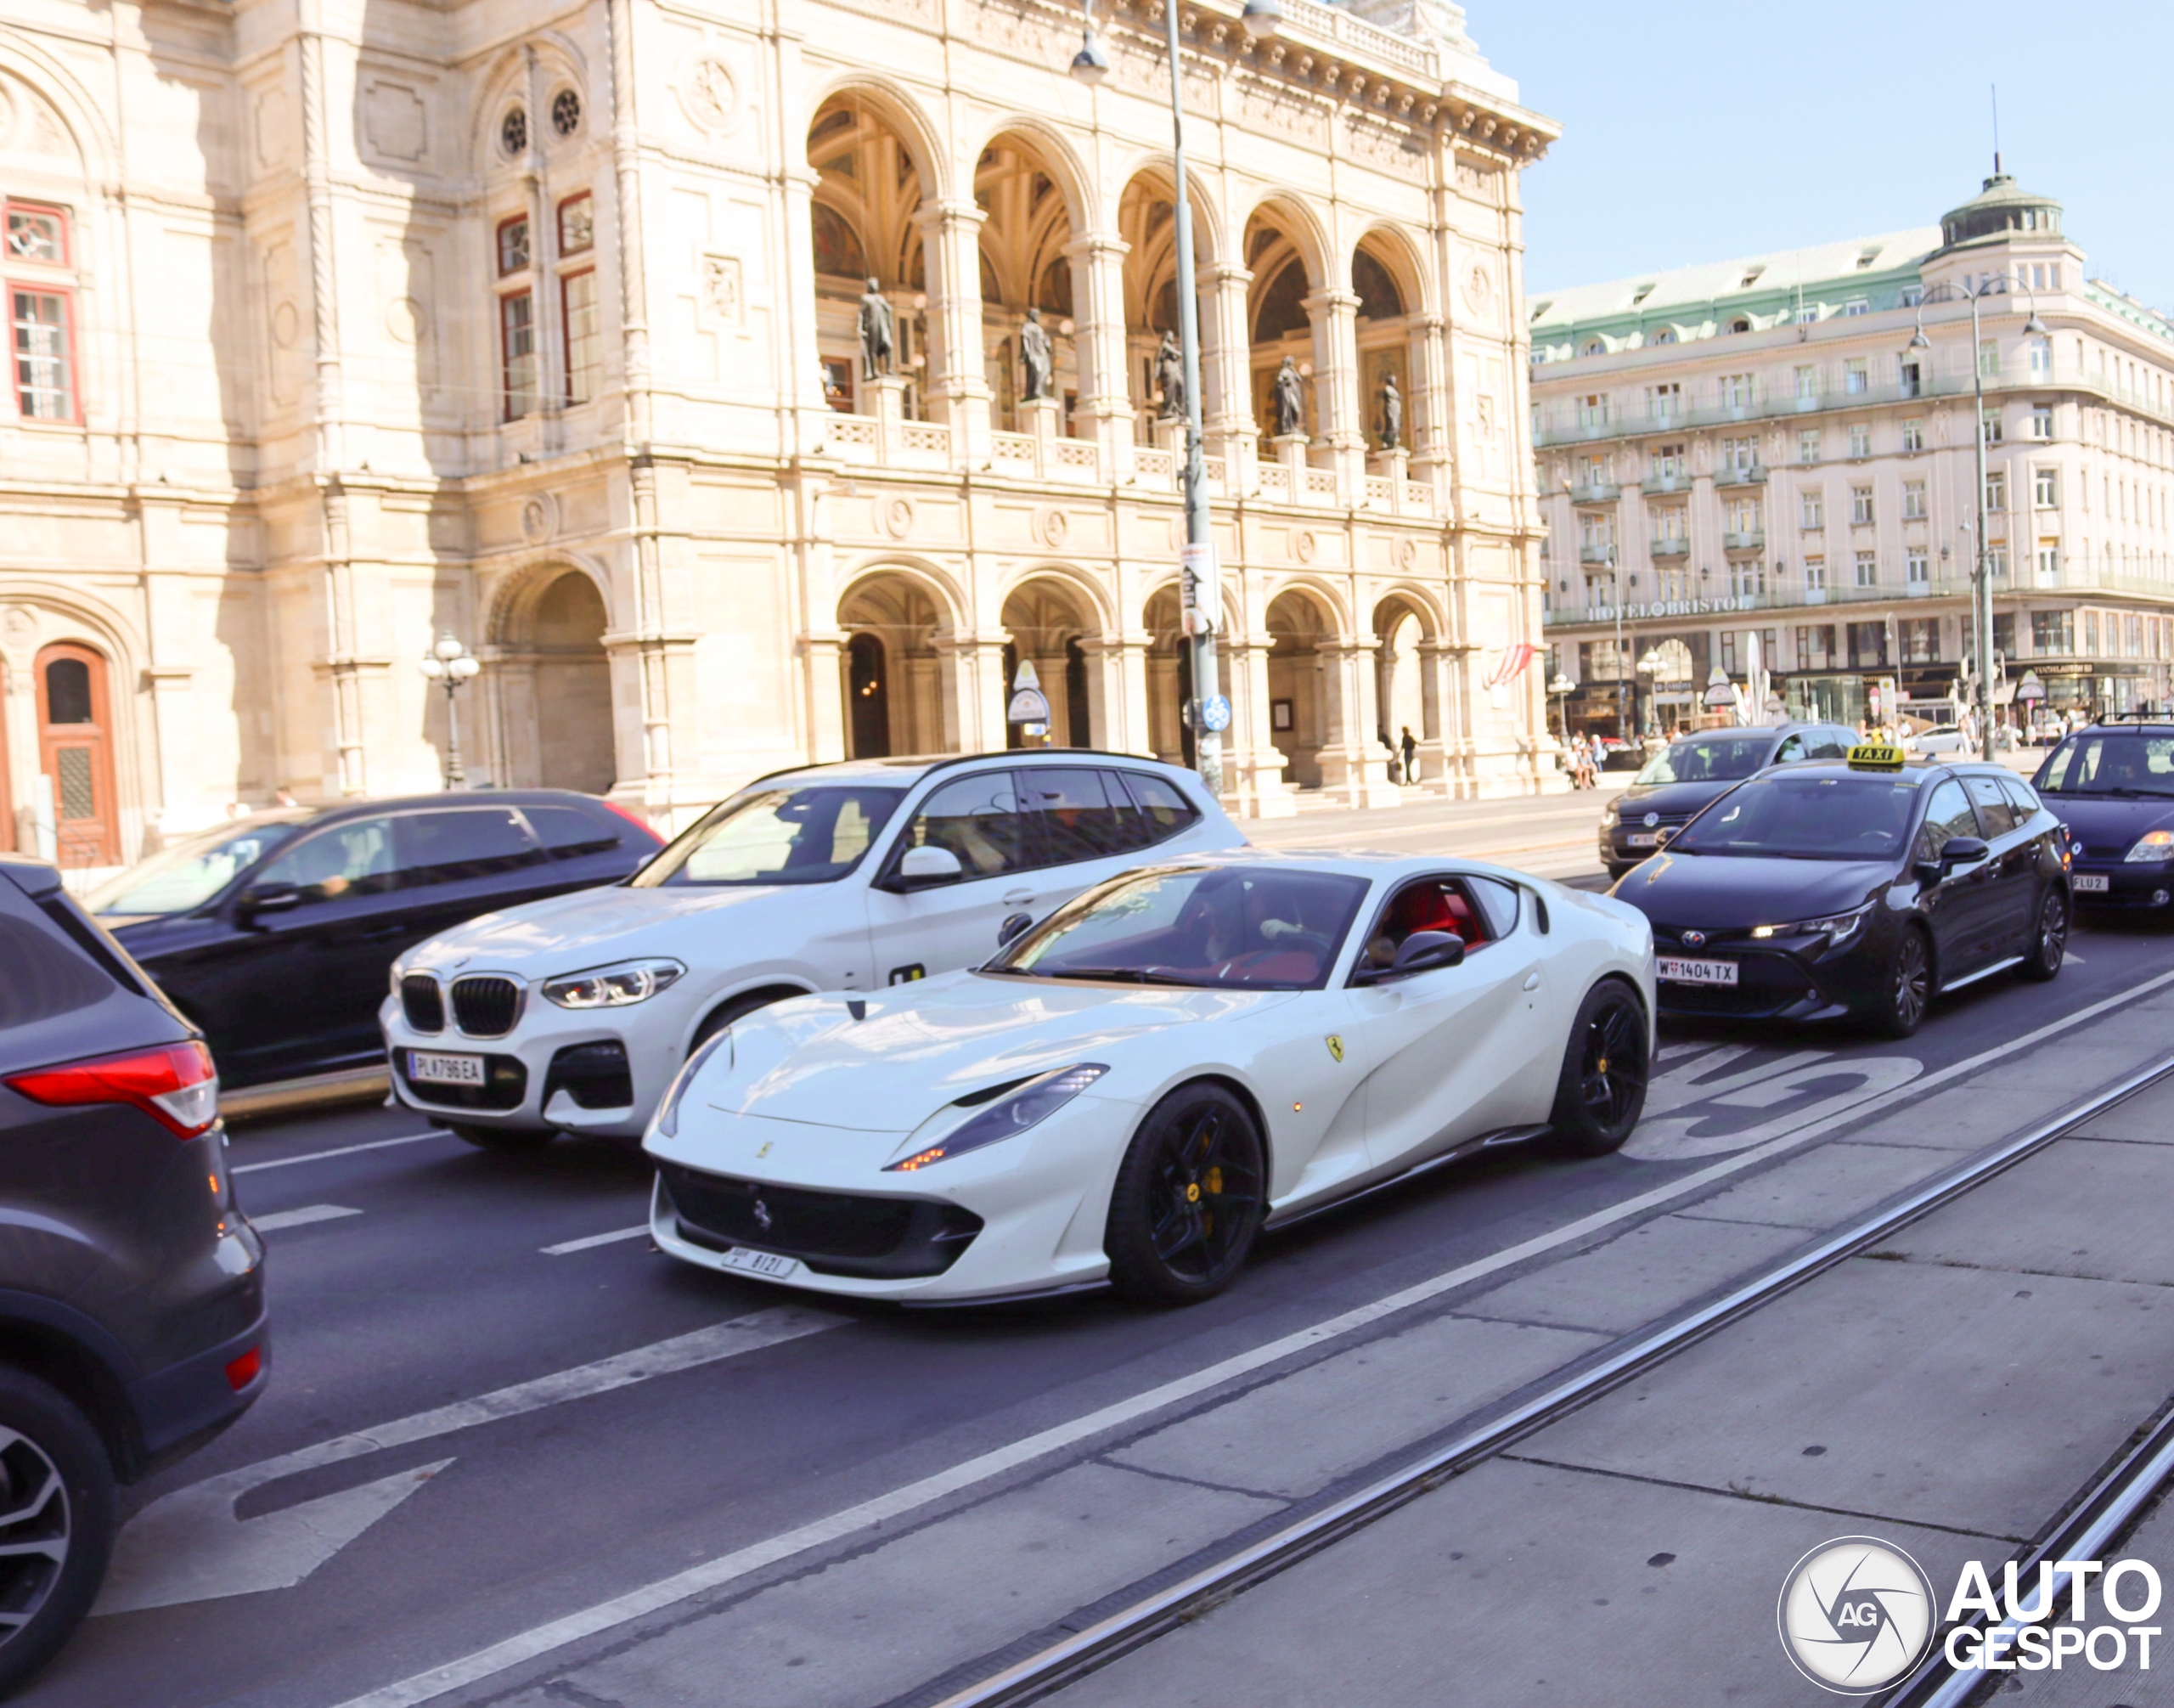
[990,865,1371,989]
[634,785,904,887]
[2038,734,2174,798]
[1668,773,1922,860]
[87,816,304,916]
[1635,733,1773,786]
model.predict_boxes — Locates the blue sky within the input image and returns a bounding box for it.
[1469,0,2173,310]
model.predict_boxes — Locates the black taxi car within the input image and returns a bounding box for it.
[1609,746,2070,1037]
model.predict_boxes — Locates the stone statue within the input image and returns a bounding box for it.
[1019,307,1053,403]
[857,278,895,381]
[1377,370,1403,450]
[1154,331,1185,420]
[1273,356,1304,437]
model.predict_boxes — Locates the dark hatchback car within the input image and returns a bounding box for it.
[1598,722,1859,878]
[2031,719,2174,913]
[86,791,661,1090]
[0,854,266,1689]
[1611,753,2070,1037]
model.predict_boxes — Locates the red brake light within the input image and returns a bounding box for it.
[600,798,659,843]
[5,1040,219,1138]
[223,1346,262,1391]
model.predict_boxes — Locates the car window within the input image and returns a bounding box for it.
[1916,781,1979,863]
[1999,777,2043,822]
[522,803,625,860]
[0,910,115,1029]
[1466,875,1522,937]
[1633,734,1774,785]
[2039,734,2174,797]
[1670,773,1922,860]
[637,785,902,887]
[1772,734,1805,763]
[1963,775,2017,838]
[898,772,1039,878]
[1356,876,1499,974]
[88,818,303,916]
[1024,769,1136,864]
[1809,728,1853,759]
[397,809,546,888]
[1116,771,1202,843]
[252,815,399,905]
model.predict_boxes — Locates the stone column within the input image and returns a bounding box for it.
[936,633,1010,753]
[802,631,848,764]
[1066,231,1133,481]
[1198,261,1258,493]
[1304,286,1366,495]
[1315,635,1400,808]
[920,199,994,469]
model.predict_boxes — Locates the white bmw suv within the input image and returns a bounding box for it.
[381,752,1243,1149]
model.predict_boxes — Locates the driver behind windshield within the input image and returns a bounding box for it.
[1636,733,1775,786]
[2040,735,2174,796]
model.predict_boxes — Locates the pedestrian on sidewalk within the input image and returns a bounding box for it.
[1399,725,1417,786]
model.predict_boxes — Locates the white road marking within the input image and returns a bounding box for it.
[325,964,2174,1708]
[233,1132,443,1175]
[94,1305,845,1615]
[251,1203,363,1232]
[542,1225,650,1256]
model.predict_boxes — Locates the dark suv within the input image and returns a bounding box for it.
[1598,722,1858,879]
[85,790,662,1090]
[2032,717,2174,911]
[0,854,267,1688]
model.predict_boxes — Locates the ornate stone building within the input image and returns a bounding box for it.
[0,0,1556,871]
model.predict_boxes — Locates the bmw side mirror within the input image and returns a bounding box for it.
[996,910,1033,947]
[1355,930,1465,985]
[897,845,966,890]
[237,881,301,925]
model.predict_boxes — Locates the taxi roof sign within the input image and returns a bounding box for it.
[1846,742,1906,771]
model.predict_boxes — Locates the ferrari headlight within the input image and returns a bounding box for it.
[886,1063,1108,1172]
[2126,831,2174,863]
[652,1029,733,1141]
[543,958,686,1008]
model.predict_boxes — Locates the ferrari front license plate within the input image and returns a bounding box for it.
[1658,956,1738,986]
[718,1246,798,1280]
[2075,874,2110,893]
[409,1050,485,1085]
[1627,833,1659,848]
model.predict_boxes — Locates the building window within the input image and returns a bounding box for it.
[1844,298,1870,317]
[1726,495,1762,533]
[1794,364,1816,401]
[1981,407,2003,445]
[2031,612,2072,654]
[1901,418,1924,453]
[1799,488,1824,530]
[1646,382,1681,420]
[1795,304,1820,326]
[1849,620,1888,666]
[2086,611,2101,654]
[1854,551,1878,588]
[562,270,600,404]
[1979,339,1999,379]
[1900,359,1922,399]
[1902,617,1939,661]
[2034,467,2059,508]
[1900,285,1924,308]
[1985,470,2007,511]
[4,202,68,265]
[1796,623,1835,666]
[496,214,531,276]
[1845,358,1868,395]
[1906,549,1929,585]
[1850,485,1875,525]
[9,287,75,420]
[1651,443,1685,480]
[1803,559,1828,592]
[1718,372,1754,411]
[1576,392,1608,428]
[558,193,594,256]
[1903,480,1928,520]
[2029,335,2052,377]
[1798,427,1821,464]
[1988,544,2009,579]
[1653,505,1687,543]
[2036,544,2061,582]
[500,290,537,420]
[1721,435,1757,473]
[2030,403,2053,440]
[1849,422,1872,459]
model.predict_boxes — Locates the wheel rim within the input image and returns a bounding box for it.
[1145,1103,1262,1284]
[1578,995,1647,1131]
[0,1427,69,1644]
[2040,893,2069,965]
[1894,933,1929,1028]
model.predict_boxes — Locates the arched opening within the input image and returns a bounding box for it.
[1373,596,1433,783]
[1353,238,1417,455]
[1000,578,1097,747]
[1120,172,1214,443]
[1264,591,1334,788]
[840,572,951,755]
[977,133,1079,433]
[528,572,615,793]
[808,95,931,418]
[35,642,119,866]
[1244,209,1322,443]
[847,632,891,758]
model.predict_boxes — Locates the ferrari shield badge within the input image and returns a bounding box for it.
[1326,1034,1345,1063]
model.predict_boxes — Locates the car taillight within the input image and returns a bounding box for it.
[224,1346,262,1390]
[600,798,657,841]
[4,1040,219,1138]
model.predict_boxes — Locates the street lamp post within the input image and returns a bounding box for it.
[1073,0,1280,800]
[1908,279,2047,763]
[419,631,482,790]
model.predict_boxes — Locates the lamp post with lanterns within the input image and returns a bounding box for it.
[1070,0,1281,798]
[419,631,482,790]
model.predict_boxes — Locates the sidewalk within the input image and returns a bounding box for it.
[1049,1070,2174,1707]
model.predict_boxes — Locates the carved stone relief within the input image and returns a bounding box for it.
[700,255,743,327]
[679,52,741,136]
[520,494,557,544]
[362,79,428,166]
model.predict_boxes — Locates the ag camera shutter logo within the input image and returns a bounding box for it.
[1778,1536,1935,1692]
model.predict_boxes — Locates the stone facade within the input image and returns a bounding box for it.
[1531,172,2174,736]
[0,0,1559,873]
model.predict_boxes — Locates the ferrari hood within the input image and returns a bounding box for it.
[701,972,1295,1135]
[404,881,786,971]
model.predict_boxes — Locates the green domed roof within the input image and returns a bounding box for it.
[1936,171,2063,252]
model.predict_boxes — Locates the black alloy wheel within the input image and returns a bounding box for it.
[1549,980,1650,1156]
[1874,927,1932,1039]
[2019,886,2070,982]
[0,1368,115,1693]
[1105,1084,1266,1305]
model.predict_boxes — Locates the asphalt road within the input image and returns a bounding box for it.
[32,887,2174,1708]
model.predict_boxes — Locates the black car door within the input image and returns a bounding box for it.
[1962,774,2036,953]
[381,806,554,969]
[1913,779,1997,978]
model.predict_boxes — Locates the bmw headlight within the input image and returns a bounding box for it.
[2126,831,2174,864]
[543,958,686,1008]
[653,1029,732,1141]
[886,1064,1108,1172]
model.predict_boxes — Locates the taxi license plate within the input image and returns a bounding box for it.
[718,1246,798,1280]
[2075,874,2110,893]
[1658,956,1738,986]
[408,1050,485,1085]
[1627,832,1659,848]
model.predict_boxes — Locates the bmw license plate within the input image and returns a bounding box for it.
[718,1246,798,1280]
[1627,833,1659,848]
[2075,874,2109,893]
[1658,956,1738,986]
[408,1050,485,1085]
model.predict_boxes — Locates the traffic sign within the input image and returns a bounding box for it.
[2017,670,2046,702]
[1179,543,1219,636]
[1007,686,1050,724]
[1198,693,1231,733]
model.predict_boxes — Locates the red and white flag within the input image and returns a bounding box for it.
[1482,642,1535,691]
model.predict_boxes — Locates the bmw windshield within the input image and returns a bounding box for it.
[1635,733,1774,786]
[633,785,904,887]
[1669,773,1923,860]
[2037,734,2174,798]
